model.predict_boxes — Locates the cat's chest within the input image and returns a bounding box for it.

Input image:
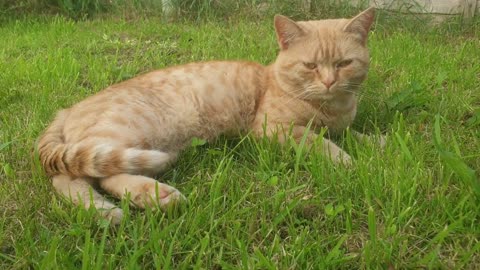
[317,98,357,132]
[284,97,357,132]
[253,92,357,133]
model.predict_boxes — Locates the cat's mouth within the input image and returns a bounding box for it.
[300,94,334,103]
[301,88,354,103]
[301,89,337,101]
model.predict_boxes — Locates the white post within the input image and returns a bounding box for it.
[463,0,477,19]
[162,0,175,18]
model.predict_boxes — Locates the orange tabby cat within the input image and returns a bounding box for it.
[38,8,377,224]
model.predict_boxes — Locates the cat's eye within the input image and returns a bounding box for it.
[336,59,353,69]
[303,62,317,69]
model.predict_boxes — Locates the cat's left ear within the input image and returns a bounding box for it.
[343,7,375,45]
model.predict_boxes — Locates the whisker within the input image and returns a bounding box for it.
[273,81,377,106]
[281,90,310,105]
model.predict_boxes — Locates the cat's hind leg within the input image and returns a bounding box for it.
[52,175,123,224]
[98,174,185,210]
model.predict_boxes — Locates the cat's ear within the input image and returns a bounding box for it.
[274,15,305,50]
[343,7,375,45]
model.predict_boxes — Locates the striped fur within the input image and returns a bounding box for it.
[38,112,173,178]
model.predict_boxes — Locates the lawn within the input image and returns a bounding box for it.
[0,10,479,269]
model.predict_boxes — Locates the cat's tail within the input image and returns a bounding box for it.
[37,110,173,178]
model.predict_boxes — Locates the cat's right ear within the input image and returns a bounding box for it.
[274,15,304,50]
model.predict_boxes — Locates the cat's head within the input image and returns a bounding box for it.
[273,8,375,101]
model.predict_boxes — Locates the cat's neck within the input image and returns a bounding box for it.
[264,65,285,96]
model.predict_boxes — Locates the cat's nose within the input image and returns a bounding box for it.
[319,69,336,90]
[322,78,336,89]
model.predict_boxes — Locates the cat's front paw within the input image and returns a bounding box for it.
[331,152,353,167]
[359,133,387,150]
[340,153,353,167]
[322,139,353,167]
[378,134,387,149]
[367,134,387,150]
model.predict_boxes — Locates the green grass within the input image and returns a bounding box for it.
[1,0,352,20]
[1,12,479,269]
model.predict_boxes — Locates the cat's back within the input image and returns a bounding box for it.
[62,60,267,145]
[62,61,264,116]
[77,60,265,105]
[125,60,265,94]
